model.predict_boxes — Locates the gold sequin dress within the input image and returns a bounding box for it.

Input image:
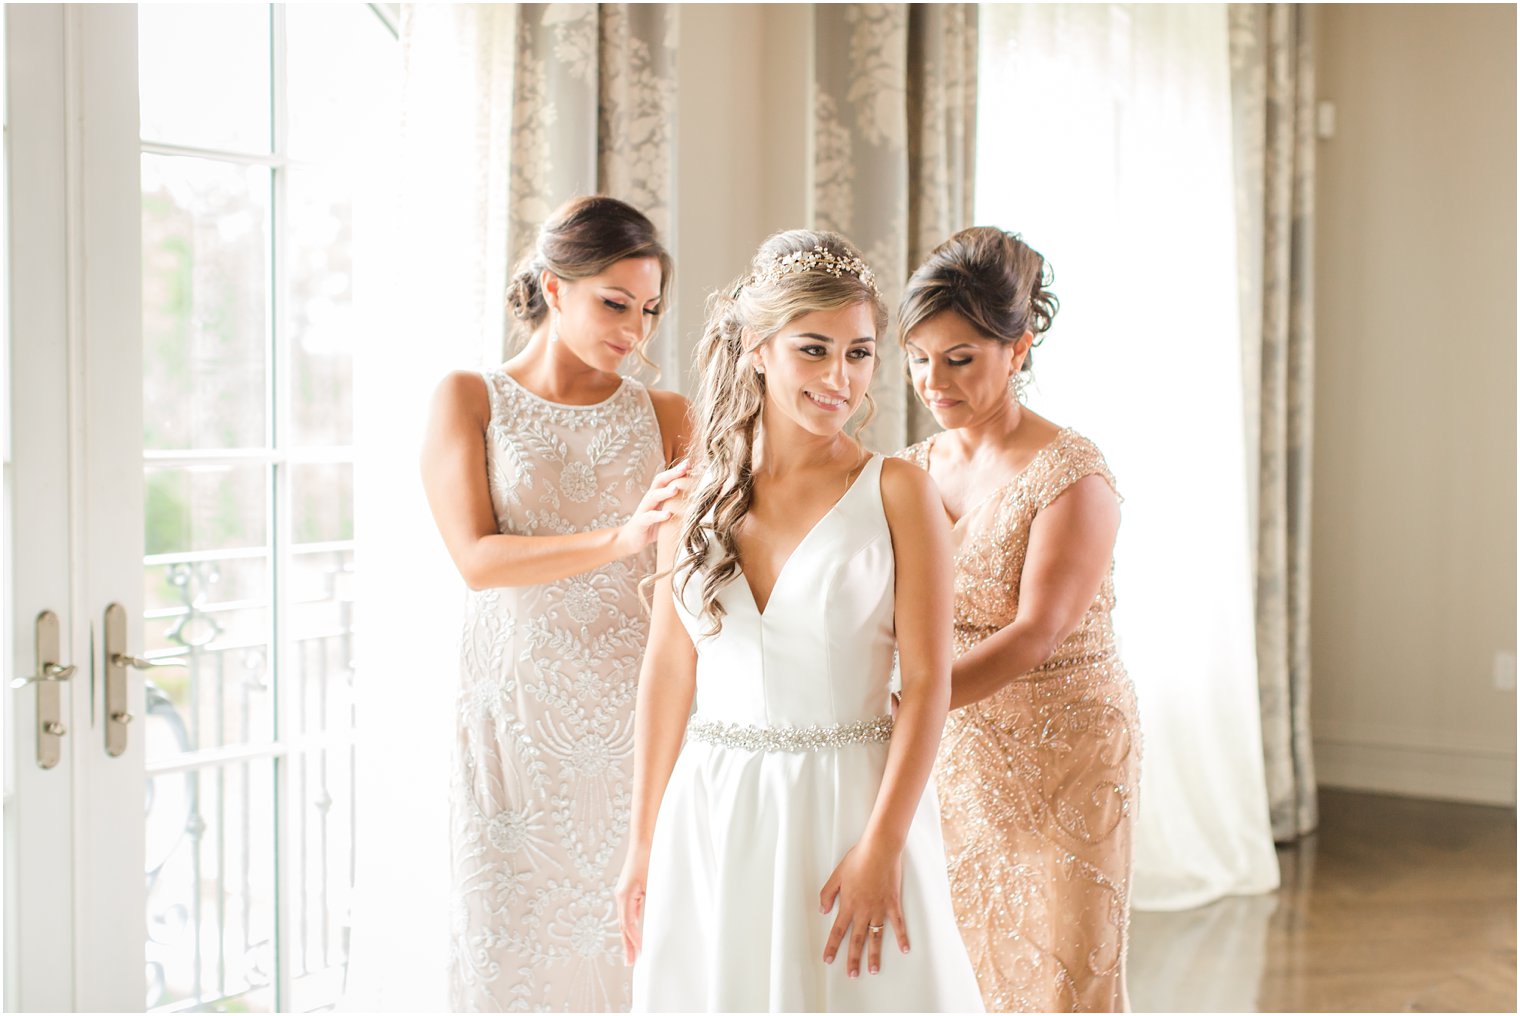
[900,428,1141,1013]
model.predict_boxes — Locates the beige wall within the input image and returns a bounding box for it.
[1312,4,1517,803]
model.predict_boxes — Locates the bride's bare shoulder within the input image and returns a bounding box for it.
[878,456,944,532]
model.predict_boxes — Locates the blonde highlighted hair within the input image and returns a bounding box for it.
[674,229,887,636]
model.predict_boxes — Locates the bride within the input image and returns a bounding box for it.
[614,230,983,1012]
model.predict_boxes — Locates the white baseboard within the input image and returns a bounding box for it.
[1313,729,1517,806]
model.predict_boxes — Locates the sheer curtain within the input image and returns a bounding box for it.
[346,5,682,1007]
[976,4,1281,909]
[344,7,519,1009]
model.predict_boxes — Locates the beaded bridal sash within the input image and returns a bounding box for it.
[685,714,894,753]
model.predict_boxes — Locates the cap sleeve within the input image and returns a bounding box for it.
[481,367,512,422]
[894,438,933,470]
[1030,431,1122,513]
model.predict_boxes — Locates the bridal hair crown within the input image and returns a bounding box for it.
[751,246,880,295]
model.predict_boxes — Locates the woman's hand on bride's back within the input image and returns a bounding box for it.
[819,838,909,978]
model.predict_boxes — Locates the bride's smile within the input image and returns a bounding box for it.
[749,301,878,440]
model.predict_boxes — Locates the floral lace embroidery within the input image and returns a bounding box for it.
[450,370,662,1012]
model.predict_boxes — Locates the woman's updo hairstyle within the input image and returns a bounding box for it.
[675,228,887,635]
[897,226,1058,373]
[505,195,674,366]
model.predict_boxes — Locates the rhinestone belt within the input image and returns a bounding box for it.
[685,714,894,753]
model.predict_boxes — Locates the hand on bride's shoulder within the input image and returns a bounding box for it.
[617,458,691,558]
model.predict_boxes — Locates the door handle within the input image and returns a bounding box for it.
[110,652,182,672]
[17,611,72,768]
[103,603,184,757]
[11,661,77,689]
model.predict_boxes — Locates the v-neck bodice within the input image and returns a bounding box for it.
[931,428,1073,530]
[636,449,986,1013]
[736,453,877,616]
[671,455,895,729]
[898,428,1121,655]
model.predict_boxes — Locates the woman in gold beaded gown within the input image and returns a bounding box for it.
[896,227,1140,1012]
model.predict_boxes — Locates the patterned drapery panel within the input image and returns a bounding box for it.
[505,3,677,360]
[1230,3,1318,842]
[907,3,978,444]
[813,4,979,451]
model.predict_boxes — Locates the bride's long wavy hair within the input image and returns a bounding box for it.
[673,229,887,636]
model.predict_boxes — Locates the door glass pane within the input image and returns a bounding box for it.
[143,553,273,757]
[287,461,355,745]
[290,461,352,546]
[142,154,270,452]
[145,462,268,555]
[287,4,398,165]
[287,167,354,447]
[138,5,394,1009]
[138,4,271,154]
[286,746,355,1012]
[146,759,276,1011]
[144,460,274,757]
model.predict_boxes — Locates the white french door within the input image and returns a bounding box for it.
[6,4,147,1010]
[5,5,395,1011]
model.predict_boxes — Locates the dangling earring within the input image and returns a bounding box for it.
[548,313,560,344]
[1008,370,1028,403]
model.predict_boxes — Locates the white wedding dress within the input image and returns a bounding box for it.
[632,455,984,1013]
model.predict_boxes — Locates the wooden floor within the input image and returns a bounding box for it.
[1129,789,1517,1013]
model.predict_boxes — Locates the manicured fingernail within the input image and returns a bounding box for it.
[848,969,858,979]
[901,943,910,953]
[869,964,878,974]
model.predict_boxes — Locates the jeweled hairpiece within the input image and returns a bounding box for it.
[751,246,880,295]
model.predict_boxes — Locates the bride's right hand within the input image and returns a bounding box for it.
[614,848,650,966]
[616,460,690,557]
[819,839,908,978]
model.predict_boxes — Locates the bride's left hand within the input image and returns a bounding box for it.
[819,839,909,977]
[614,848,650,967]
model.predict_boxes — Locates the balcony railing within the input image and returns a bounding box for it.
[144,542,355,1013]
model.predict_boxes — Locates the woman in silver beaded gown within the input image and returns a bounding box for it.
[896,227,1141,1012]
[421,197,692,1012]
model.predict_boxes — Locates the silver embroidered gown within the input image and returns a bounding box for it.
[450,369,662,1012]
